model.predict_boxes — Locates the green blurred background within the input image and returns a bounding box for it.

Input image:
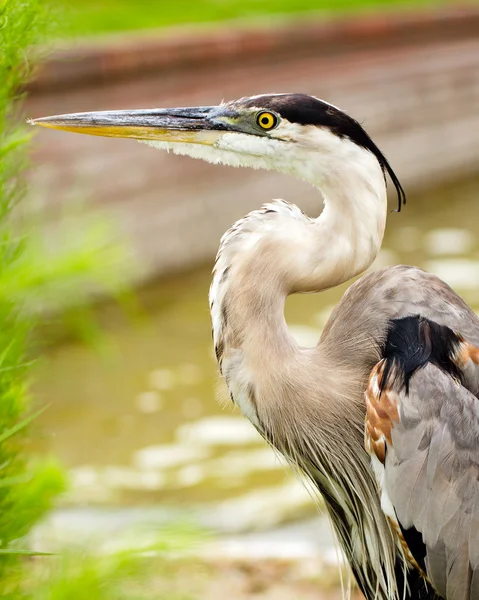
[53,0,444,37]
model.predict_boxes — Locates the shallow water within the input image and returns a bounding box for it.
[33,176,479,525]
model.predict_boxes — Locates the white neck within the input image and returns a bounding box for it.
[144,126,388,423]
[209,136,387,425]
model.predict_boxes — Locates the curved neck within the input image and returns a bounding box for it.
[210,145,387,424]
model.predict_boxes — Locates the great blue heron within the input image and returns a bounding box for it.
[32,93,479,600]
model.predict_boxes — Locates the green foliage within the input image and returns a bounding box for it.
[3,218,130,315]
[27,524,202,600]
[53,0,448,38]
[0,2,63,592]
[0,0,130,596]
[35,553,154,600]
[0,0,50,219]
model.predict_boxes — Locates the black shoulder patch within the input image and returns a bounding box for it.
[239,93,406,211]
[400,523,427,572]
[382,316,463,393]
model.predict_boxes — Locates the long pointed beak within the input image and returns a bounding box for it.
[29,106,229,145]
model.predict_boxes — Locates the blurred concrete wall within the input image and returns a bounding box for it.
[26,8,479,281]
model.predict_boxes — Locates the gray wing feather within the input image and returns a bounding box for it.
[427,540,448,598]
[471,569,479,598]
[384,364,479,600]
[322,265,479,377]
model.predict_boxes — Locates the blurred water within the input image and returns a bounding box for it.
[33,175,479,528]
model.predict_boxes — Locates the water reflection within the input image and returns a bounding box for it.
[33,176,479,525]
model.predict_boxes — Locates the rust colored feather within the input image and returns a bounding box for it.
[365,360,400,464]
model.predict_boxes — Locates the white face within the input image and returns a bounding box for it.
[143,124,299,171]
[143,118,383,194]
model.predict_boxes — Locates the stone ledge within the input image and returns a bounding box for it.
[30,6,479,92]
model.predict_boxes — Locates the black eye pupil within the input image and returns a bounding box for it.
[261,117,268,124]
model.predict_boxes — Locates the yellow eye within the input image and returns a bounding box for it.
[256,111,278,130]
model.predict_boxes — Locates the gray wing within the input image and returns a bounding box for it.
[322,265,479,381]
[387,364,479,600]
[325,265,479,598]
[366,342,479,600]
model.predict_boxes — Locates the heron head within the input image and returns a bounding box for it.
[31,93,405,210]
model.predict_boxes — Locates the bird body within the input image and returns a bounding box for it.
[32,93,479,600]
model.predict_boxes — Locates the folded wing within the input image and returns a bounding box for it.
[365,316,479,600]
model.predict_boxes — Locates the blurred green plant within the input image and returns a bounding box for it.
[0,0,63,592]
[25,523,203,600]
[0,0,130,596]
[53,0,448,38]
